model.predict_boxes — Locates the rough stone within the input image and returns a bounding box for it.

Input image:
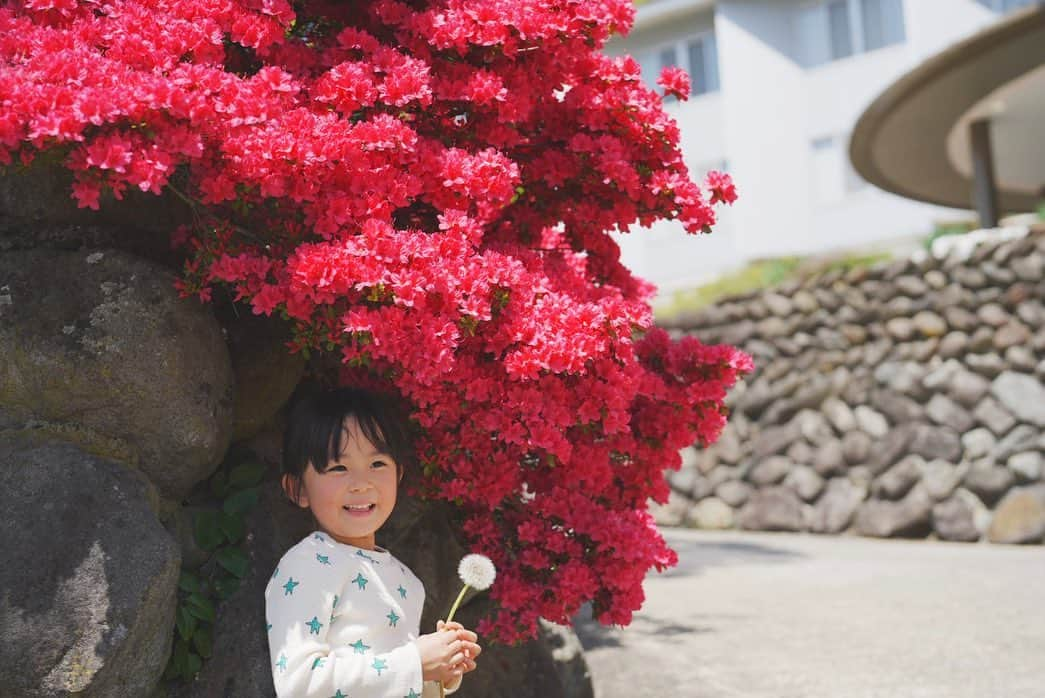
[932,495,981,542]
[714,480,752,508]
[749,455,794,486]
[763,292,794,317]
[993,321,1031,351]
[225,312,306,443]
[785,439,815,466]
[813,439,846,477]
[737,487,804,532]
[966,352,1006,378]
[1016,300,1045,327]
[839,323,868,345]
[1012,252,1045,282]
[792,290,818,314]
[922,359,963,391]
[943,305,978,332]
[854,406,888,438]
[686,497,735,530]
[990,371,1045,427]
[648,490,690,527]
[876,361,928,400]
[865,420,915,474]
[0,249,234,498]
[885,317,915,342]
[963,463,1015,507]
[869,389,924,425]
[973,397,1017,436]
[987,485,1045,544]
[842,430,874,466]
[948,369,991,408]
[0,433,179,697]
[967,327,995,353]
[1004,346,1037,373]
[784,465,826,502]
[953,266,988,289]
[908,424,962,463]
[922,459,964,501]
[854,484,934,538]
[752,423,800,459]
[822,397,857,434]
[977,303,1009,327]
[808,477,866,534]
[792,409,833,446]
[992,425,1040,462]
[1008,452,1043,482]
[912,310,947,337]
[937,331,968,359]
[961,428,996,460]
[926,394,975,433]
[873,455,924,500]
[714,430,743,465]
[895,275,928,297]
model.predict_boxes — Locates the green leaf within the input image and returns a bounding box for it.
[186,650,202,678]
[219,511,246,543]
[186,593,216,623]
[178,571,202,594]
[223,487,259,515]
[210,469,229,499]
[169,638,189,680]
[176,606,197,642]
[193,510,224,552]
[214,575,241,599]
[229,461,267,489]
[192,624,213,659]
[216,546,249,579]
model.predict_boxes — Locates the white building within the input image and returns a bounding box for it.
[607,0,1041,296]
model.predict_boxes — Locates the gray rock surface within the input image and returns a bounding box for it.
[987,485,1045,544]
[855,484,933,538]
[808,478,866,534]
[738,487,804,532]
[991,372,1045,427]
[0,248,234,498]
[0,433,179,697]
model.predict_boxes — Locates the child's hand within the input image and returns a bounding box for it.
[437,620,480,674]
[415,621,482,683]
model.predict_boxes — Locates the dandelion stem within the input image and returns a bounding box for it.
[445,584,471,624]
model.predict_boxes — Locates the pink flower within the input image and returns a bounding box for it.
[657,65,691,101]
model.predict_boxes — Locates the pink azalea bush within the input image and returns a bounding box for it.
[1,0,750,641]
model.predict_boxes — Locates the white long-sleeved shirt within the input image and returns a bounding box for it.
[265,531,459,698]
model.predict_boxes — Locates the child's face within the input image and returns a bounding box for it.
[289,416,399,550]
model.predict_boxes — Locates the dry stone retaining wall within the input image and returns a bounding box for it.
[656,229,1045,545]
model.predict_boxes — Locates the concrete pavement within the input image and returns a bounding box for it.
[573,529,1045,698]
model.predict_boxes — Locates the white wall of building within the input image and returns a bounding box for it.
[607,0,1018,297]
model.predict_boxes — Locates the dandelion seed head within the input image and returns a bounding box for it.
[458,553,496,590]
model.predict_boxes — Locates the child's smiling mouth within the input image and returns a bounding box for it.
[343,503,376,514]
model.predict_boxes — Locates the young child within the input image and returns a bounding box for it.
[266,388,481,698]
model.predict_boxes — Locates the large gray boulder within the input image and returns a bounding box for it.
[0,433,179,696]
[855,484,933,538]
[0,248,234,498]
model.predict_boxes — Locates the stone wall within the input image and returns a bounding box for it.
[654,229,1045,545]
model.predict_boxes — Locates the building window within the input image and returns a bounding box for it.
[975,0,1040,12]
[638,31,721,98]
[797,0,906,68]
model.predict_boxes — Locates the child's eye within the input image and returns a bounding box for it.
[371,460,390,469]
[326,464,347,473]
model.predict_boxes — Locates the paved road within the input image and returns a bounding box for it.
[573,529,1045,698]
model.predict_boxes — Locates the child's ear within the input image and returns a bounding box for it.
[282,474,309,508]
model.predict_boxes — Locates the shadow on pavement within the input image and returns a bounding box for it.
[573,531,806,650]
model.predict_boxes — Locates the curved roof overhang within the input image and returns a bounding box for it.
[850,6,1045,214]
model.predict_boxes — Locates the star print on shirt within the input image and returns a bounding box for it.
[283,578,299,595]
[333,594,340,608]
[275,654,288,672]
[316,553,331,565]
[312,657,326,670]
[306,616,324,634]
[405,690,420,698]
[356,549,379,564]
[352,573,368,590]
[372,657,388,676]
[397,585,407,599]
[271,566,279,579]
[387,609,400,627]
[332,691,347,698]
[313,533,325,541]
[350,638,370,654]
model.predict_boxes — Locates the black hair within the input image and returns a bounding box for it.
[281,388,416,503]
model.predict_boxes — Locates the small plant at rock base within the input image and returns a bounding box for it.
[164,459,265,682]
